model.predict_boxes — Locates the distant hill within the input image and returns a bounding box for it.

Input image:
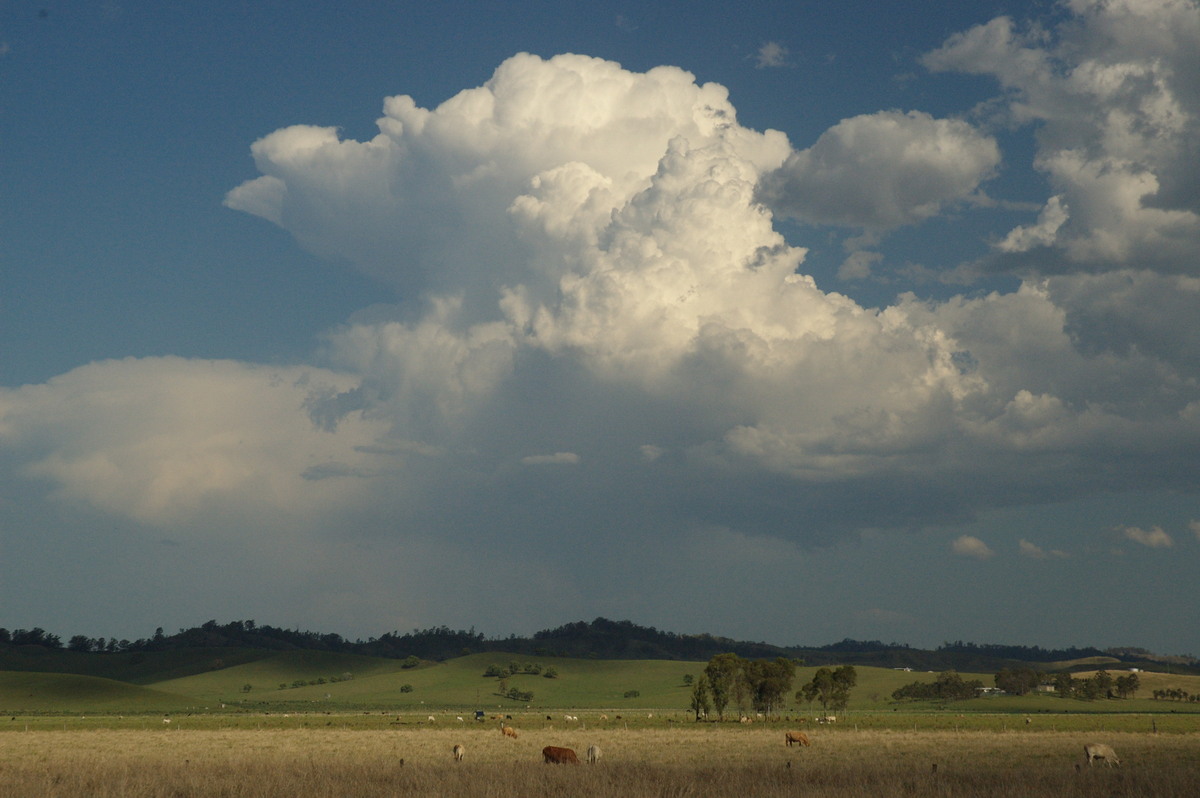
[0,671,194,712]
[2,618,1197,682]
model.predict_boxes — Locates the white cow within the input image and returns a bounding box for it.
[586,744,601,764]
[1084,743,1120,767]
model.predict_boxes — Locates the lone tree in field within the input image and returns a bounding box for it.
[705,653,742,720]
[690,674,712,721]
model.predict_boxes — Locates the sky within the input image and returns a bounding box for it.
[2,0,1199,656]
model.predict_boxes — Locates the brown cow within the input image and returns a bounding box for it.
[501,725,519,739]
[785,731,811,747]
[542,745,580,764]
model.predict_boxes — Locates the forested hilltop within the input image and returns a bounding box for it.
[1,618,1196,676]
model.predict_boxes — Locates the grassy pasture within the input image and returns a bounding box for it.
[1072,668,1200,696]
[7,656,1200,717]
[147,656,985,714]
[0,725,1195,797]
[149,652,707,711]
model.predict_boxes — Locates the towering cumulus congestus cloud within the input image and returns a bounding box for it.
[226,54,989,480]
[220,50,1200,540]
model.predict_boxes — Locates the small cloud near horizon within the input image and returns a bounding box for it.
[952,535,995,559]
[519,452,581,466]
[1121,525,1173,548]
[1018,538,1068,559]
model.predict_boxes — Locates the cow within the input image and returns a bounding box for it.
[1084,743,1120,767]
[501,725,519,739]
[452,744,465,762]
[543,745,580,764]
[586,744,601,764]
[785,731,811,747]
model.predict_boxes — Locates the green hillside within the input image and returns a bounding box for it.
[152,652,705,711]
[0,671,196,712]
[145,657,1013,714]
[5,656,1199,716]
[152,649,413,703]
[0,644,273,685]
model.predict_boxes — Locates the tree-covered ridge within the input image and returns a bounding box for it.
[1,618,1196,675]
[936,640,1107,663]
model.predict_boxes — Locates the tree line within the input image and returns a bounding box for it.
[891,667,1143,702]
[3,619,1194,674]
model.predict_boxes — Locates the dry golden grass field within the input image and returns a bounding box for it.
[0,721,1197,797]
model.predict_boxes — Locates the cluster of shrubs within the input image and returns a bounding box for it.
[483,661,558,679]
[276,672,355,690]
[1151,688,1195,702]
[892,671,984,701]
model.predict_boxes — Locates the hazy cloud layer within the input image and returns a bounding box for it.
[3,2,1199,649]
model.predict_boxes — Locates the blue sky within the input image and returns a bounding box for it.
[2,0,1199,656]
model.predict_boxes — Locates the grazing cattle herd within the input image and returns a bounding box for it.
[426,713,1124,772]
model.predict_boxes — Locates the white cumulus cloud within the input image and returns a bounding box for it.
[924,0,1200,273]
[1121,525,1174,548]
[757,110,999,229]
[952,535,995,559]
[2,34,1199,646]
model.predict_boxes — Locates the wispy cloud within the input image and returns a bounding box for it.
[755,41,789,69]
[1018,538,1068,559]
[519,452,581,466]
